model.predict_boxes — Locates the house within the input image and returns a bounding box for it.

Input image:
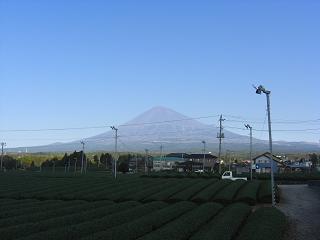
[152,153,217,172]
[284,160,312,172]
[188,154,217,171]
[152,156,185,171]
[253,152,285,173]
[175,160,203,172]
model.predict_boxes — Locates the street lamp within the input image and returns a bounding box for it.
[245,124,253,181]
[254,85,275,206]
[202,141,206,172]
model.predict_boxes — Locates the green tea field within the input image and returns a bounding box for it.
[0,173,286,240]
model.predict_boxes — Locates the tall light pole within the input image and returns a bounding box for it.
[245,124,253,181]
[255,85,275,206]
[110,126,118,179]
[202,141,206,172]
[80,140,85,174]
[1,142,6,172]
[217,115,225,174]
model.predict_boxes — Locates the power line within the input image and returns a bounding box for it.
[224,114,320,124]
[0,115,220,133]
[224,125,320,132]
[4,122,320,143]
[226,118,320,124]
[0,126,108,133]
[118,115,220,127]
[1,113,320,133]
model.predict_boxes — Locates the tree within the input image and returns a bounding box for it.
[117,154,133,173]
[118,161,129,173]
[309,153,318,170]
[3,156,18,170]
[105,153,113,169]
[93,155,100,167]
[100,153,107,169]
[30,161,35,169]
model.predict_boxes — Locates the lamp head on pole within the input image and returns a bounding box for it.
[110,126,118,131]
[253,85,270,94]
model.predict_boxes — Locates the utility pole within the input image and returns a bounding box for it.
[110,126,118,179]
[255,85,275,207]
[80,140,85,174]
[225,150,230,171]
[85,156,88,174]
[145,149,149,174]
[160,145,163,170]
[217,115,225,174]
[202,141,206,172]
[1,142,6,172]
[245,124,253,181]
[67,157,71,173]
[74,157,77,175]
[135,154,138,173]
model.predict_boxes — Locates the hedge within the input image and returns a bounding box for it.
[0,200,102,229]
[213,180,246,204]
[0,200,80,219]
[234,181,261,205]
[82,201,196,240]
[190,203,251,240]
[168,179,216,202]
[191,180,231,203]
[124,180,173,201]
[141,172,221,179]
[0,201,137,239]
[258,181,280,203]
[236,207,287,240]
[0,199,40,211]
[104,181,157,201]
[143,180,192,202]
[22,201,167,240]
[137,202,223,240]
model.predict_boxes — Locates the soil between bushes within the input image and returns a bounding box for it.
[278,185,320,240]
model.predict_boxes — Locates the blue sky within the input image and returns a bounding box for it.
[0,0,320,147]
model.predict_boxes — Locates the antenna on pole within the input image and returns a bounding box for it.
[217,115,225,174]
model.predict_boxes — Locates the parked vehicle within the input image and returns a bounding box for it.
[221,171,247,181]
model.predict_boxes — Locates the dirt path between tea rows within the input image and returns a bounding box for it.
[278,185,320,240]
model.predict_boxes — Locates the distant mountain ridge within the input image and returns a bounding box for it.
[8,106,320,153]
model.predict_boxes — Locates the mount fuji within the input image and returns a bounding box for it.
[9,106,320,153]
